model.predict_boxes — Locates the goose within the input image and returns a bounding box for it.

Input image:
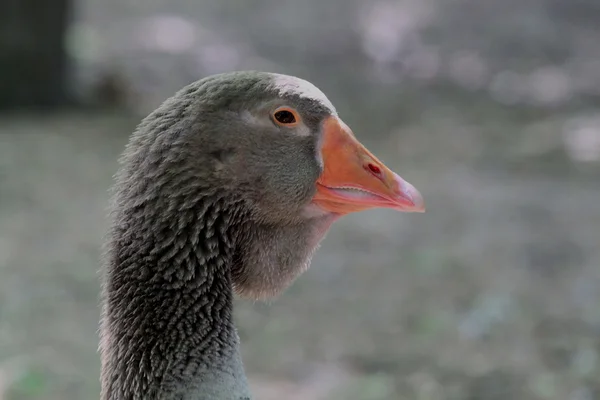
[99,71,425,400]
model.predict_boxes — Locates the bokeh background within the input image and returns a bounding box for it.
[1,0,600,399]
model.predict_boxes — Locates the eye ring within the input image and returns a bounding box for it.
[272,107,301,127]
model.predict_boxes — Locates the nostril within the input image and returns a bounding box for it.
[367,163,381,176]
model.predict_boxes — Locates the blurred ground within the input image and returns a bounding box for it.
[2,0,600,399]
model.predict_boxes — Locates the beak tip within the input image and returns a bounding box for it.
[406,199,426,213]
[410,193,426,213]
[395,176,425,213]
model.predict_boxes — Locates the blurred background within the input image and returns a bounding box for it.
[1,0,600,399]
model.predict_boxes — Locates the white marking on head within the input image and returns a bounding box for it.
[270,73,337,115]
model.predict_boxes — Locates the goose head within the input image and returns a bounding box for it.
[101,71,424,399]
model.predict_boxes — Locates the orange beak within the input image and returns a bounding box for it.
[312,116,425,215]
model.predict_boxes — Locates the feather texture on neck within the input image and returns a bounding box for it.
[100,182,252,399]
[99,73,339,399]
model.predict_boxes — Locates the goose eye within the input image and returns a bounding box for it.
[272,107,300,126]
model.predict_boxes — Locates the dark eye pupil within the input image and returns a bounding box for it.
[274,110,296,124]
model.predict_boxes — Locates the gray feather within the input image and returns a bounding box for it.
[99,71,337,399]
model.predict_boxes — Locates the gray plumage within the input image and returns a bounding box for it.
[100,71,341,399]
